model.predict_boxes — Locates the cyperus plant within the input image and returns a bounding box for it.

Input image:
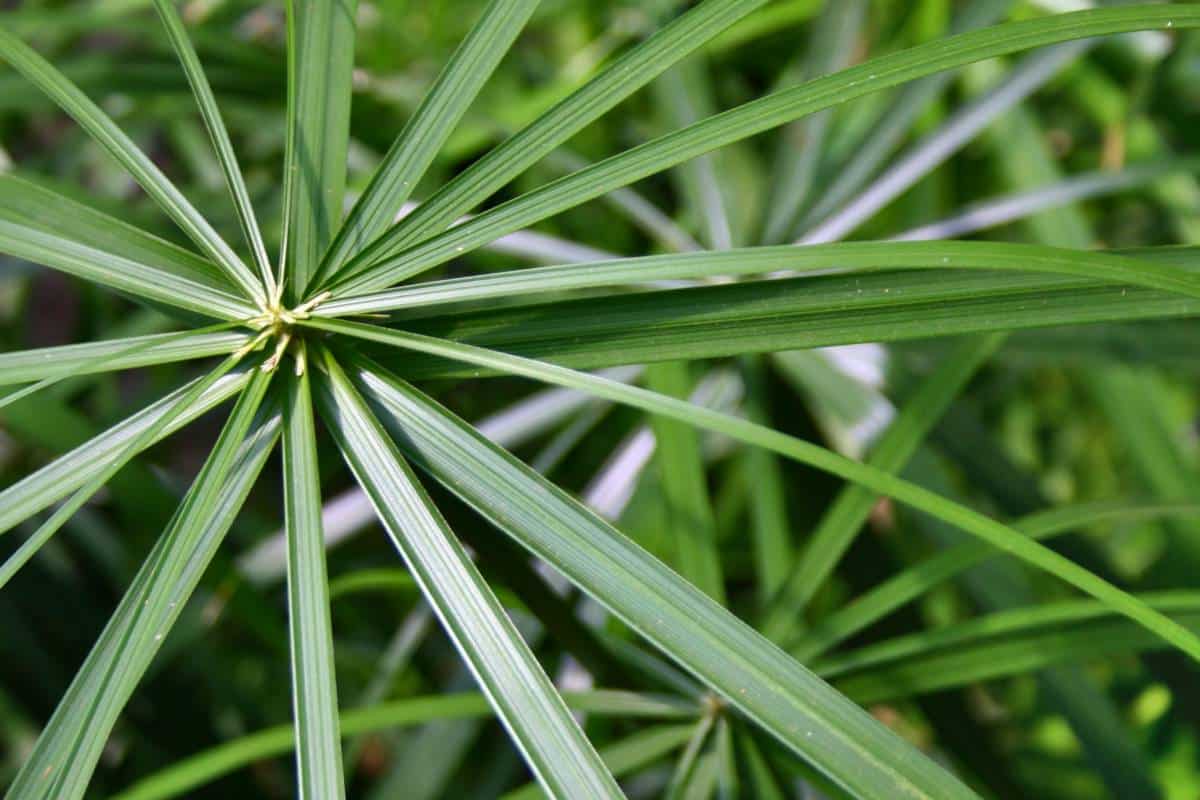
[3,1,1200,798]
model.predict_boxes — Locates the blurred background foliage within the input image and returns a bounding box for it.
[3,0,1200,797]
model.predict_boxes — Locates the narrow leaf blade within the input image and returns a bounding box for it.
[309,321,1200,666]
[320,0,771,289]
[152,0,275,294]
[281,0,358,299]
[314,350,622,799]
[320,0,541,274]
[331,7,1200,295]
[344,352,978,799]
[0,367,253,535]
[282,368,346,798]
[8,380,278,799]
[0,27,264,303]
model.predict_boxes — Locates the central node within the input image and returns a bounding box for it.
[243,292,331,375]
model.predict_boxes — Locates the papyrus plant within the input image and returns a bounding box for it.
[2,2,1200,798]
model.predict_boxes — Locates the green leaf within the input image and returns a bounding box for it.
[798,0,1010,232]
[819,591,1200,678]
[500,725,701,800]
[322,0,770,289]
[314,349,622,800]
[315,241,1200,318]
[280,0,358,300]
[737,729,787,800]
[327,6,1200,295]
[112,695,692,800]
[821,594,1200,704]
[793,501,1200,661]
[680,752,720,800]
[0,329,247,387]
[1083,365,1200,570]
[713,718,737,800]
[799,40,1092,246]
[0,175,234,290]
[653,56,734,250]
[327,567,419,600]
[311,320,1200,665]
[646,362,725,602]
[0,28,265,304]
[896,157,1200,242]
[0,365,253,535]
[545,148,701,253]
[740,358,792,604]
[0,175,257,319]
[0,347,254,589]
[0,377,60,412]
[282,367,346,798]
[380,256,1200,380]
[705,1,824,55]
[342,351,979,799]
[761,0,865,245]
[8,375,277,799]
[0,212,251,320]
[664,716,716,800]
[235,366,641,585]
[760,334,1003,643]
[318,0,540,276]
[152,0,275,296]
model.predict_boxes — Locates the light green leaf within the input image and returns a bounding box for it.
[311,320,1200,665]
[314,349,622,800]
[342,351,979,799]
[0,347,254,589]
[0,28,264,304]
[8,376,277,799]
[315,240,1200,318]
[113,695,692,800]
[823,594,1200,704]
[741,358,792,604]
[318,0,541,276]
[737,729,787,800]
[760,334,1003,643]
[0,175,257,319]
[798,0,1010,232]
[501,725,701,800]
[328,567,419,600]
[0,213,252,320]
[664,716,716,800]
[646,362,725,602]
[0,365,253,535]
[320,0,771,288]
[896,157,1200,242]
[704,1,823,55]
[0,175,234,290]
[382,253,1200,379]
[280,0,358,299]
[1083,365,1200,571]
[152,0,275,296]
[282,367,346,798]
[714,718,737,800]
[545,148,701,253]
[314,241,1200,319]
[793,501,1200,662]
[328,6,1200,295]
[654,56,734,251]
[762,0,865,245]
[819,592,1200,679]
[0,329,247,387]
